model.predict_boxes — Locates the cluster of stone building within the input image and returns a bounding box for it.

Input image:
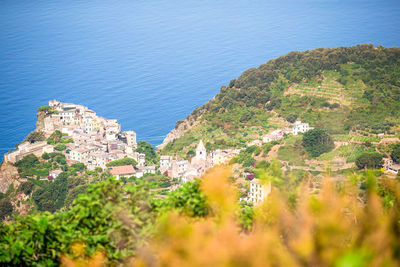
[262,121,311,143]
[4,141,54,163]
[159,140,241,183]
[5,100,155,174]
[247,121,311,147]
[45,100,151,171]
[158,140,273,205]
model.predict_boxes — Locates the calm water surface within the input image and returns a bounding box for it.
[1,0,400,157]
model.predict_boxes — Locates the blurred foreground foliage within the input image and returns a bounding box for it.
[0,178,155,266]
[1,166,400,266]
[135,167,400,267]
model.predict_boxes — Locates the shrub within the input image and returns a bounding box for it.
[54,144,67,151]
[25,131,45,143]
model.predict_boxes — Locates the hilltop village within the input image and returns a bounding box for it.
[6,101,143,170]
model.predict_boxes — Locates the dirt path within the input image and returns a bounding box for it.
[265,144,281,161]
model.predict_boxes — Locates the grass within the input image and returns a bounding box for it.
[283,134,302,145]
[286,67,366,107]
[277,145,307,166]
[332,134,352,142]
[352,135,381,143]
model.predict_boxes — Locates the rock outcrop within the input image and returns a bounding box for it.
[0,162,19,193]
[157,115,199,150]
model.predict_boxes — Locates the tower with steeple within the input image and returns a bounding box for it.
[195,140,207,161]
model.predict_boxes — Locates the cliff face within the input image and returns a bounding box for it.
[0,162,19,193]
[157,115,200,150]
[35,112,46,132]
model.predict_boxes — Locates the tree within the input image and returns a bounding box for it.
[390,143,400,163]
[0,199,13,220]
[37,105,52,112]
[14,154,40,176]
[32,173,69,212]
[106,157,137,167]
[47,130,62,145]
[302,129,334,157]
[186,150,196,160]
[286,114,298,123]
[70,163,86,171]
[19,181,34,195]
[355,152,383,169]
[136,141,158,164]
[42,152,50,160]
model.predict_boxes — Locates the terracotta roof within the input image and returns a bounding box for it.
[110,165,136,176]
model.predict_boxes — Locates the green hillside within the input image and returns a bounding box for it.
[161,44,400,159]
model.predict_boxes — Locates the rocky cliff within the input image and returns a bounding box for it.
[157,114,200,150]
[0,162,19,193]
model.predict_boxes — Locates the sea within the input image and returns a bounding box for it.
[1,0,400,158]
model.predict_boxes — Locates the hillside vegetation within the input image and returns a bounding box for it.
[162,44,400,157]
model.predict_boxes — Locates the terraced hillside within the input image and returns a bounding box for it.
[285,70,365,106]
[160,45,400,159]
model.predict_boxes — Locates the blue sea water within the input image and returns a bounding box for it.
[1,0,400,158]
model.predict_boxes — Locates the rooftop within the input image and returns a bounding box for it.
[110,165,136,176]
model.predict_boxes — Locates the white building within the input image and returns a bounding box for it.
[135,166,156,178]
[247,139,263,147]
[181,169,198,183]
[171,160,189,178]
[83,116,93,133]
[249,179,272,205]
[67,148,89,162]
[160,155,173,172]
[132,152,146,167]
[262,129,284,143]
[292,121,310,135]
[124,131,137,148]
[49,169,63,179]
